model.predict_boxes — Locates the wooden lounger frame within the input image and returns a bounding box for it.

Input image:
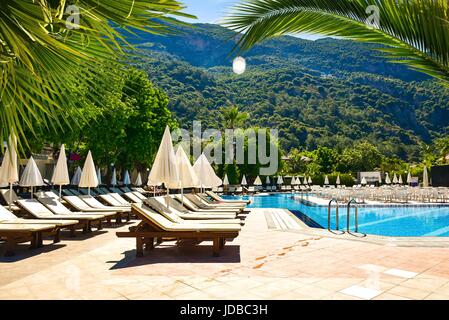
[0,226,60,257]
[16,200,103,235]
[63,196,128,224]
[117,206,239,257]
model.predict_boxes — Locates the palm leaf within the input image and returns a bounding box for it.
[0,0,195,152]
[223,0,449,83]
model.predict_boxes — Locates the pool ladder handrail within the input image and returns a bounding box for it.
[347,198,359,233]
[327,198,340,231]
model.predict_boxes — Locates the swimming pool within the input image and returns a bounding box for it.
[223,193,449,237]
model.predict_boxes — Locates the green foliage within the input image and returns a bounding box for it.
[380,157,407,173]
[221,105,249,129]
[213,124,280,180]
[284,141,405,177]
[433,137,449,163]
[28,68,176,170]
[224,0,449,84]
[224,163,240,185]
[308,173,355,186]
[127,23,449,163]
[0,0,192,150]
[315,147,338,174]
[337,142,383,173]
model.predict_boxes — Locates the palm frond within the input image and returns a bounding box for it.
[223,0,449,83]
[0,0,195,152]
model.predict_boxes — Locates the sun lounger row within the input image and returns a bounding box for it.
[116,192,250,257]
[1,189,248,257]
[0,188,139,256]
[117,203,241,257]
[314,186,449,204]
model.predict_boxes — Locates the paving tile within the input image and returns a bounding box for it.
[386,286,432,300]
[1,208,449,300]
[384,268,418,279]
[292,285,333,299]
[357,264,387,273]
[322,292,362,300]
[401,277,448,292]
[373,293,411,300]
[340,285,382,300]
[424,293,449,300]
[433,283,449,296]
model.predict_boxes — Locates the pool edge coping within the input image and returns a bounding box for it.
[274,208,449,248]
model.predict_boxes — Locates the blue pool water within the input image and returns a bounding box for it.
[223,193,449,237]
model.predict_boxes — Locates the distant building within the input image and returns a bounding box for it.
[358,171,382,184]
[431,165,449,187]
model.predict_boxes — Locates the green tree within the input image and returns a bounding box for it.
[315,146,338,174]
[337,142,382,173]
[434,137,449,163]
[82,69,177,169]
[221,105,249,129]
[225,163,240,185]
[286,148,314,174]
[0,0,192,148]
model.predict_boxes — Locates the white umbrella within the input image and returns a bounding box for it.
[291,177,298,186]
[223,174,230,186]
[298,177,303,185]
[241,175,247,186]
[324,175,329,185]
[336,175,341,185]
[176,146,199,204]
[378,173,383,184]
[423,166,429,187]
[277,176,283,185]
[134,172,143,186]
[385,173,391,185]
[19,156,44,198]
[52,144,70,199]
[111,168,117,186]
[79,151,98,195]
[266,176,271,185]
[0,136,18,209]
[146,170,161,197]
[308,176,312,184]
[393,173,398,184]
[147,126,179,204]
[361,177,367,185]
[407,172,412,184]
[399,175,403,184]
[254,176,262,186]
[97,168,102,186]
[193,153,222,190]
[71,166,82,186]
[123,170,131,186]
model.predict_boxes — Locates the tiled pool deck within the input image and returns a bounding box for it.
[1,209,449,300]
[295,195,449,207]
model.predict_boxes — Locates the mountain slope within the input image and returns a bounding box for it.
[126,22,449,161]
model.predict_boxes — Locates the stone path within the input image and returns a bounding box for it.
[1,209,449,300]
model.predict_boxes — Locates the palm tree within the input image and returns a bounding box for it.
[224,0,449,84]
[0,0,193,149]
[221,105,249,129]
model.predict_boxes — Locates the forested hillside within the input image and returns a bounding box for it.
[125,22,449,161]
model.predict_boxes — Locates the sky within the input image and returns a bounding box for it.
[181,0,238,24]
[180,0,322,40]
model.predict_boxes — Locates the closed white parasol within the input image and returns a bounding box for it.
[79,151,98,195]
[19,156,44,198]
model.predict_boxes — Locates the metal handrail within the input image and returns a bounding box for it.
[327,198,339,231]
[347,198,359,233]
